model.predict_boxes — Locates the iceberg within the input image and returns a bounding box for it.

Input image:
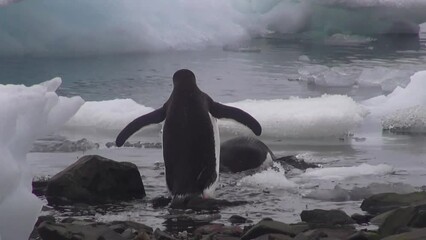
[0,78,83,240]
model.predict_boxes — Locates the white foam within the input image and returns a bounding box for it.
[0,78,84,240]
[238,162,297,190]
[301,163,394,180]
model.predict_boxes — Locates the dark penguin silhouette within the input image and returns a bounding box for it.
[116,69,261,197]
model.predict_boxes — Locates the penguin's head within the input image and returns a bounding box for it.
[173,69,197,89]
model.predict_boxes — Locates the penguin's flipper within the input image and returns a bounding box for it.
[210,102,262,136]
[116,107,166,147]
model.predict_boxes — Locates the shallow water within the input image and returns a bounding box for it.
[5,31,426,229]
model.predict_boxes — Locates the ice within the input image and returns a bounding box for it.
[222,95,367,140]
[300,163,394,181]
[61,99,159,141]
[382,105,426,134]
[238,0,426,35]
[2,0,426,56]
[305,182,416,202]
[0,0,248,56]
[357,67,413,92]
[324,34,374,46]
[0,79,83,240]
[363,70,426,126]
[298,65,359,87]
[58,94,367,142]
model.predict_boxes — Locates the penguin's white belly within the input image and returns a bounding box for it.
[202,114,220,198]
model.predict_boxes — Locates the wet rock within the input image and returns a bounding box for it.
[46,155,145,205]
[220,137,319,173]
[351,213,374,225]
[228,215,251,224]
[294,227,357,240]
[194,224,225,236]
[29,215,56,240]
[378,204,426,237]
[275,155,319,171]
[347,231,380,240]
[154,228,177,240]
[152,196,172,208]
[32,178,49,196]
[381,228,426,240]
[194,224,243,239]
[253,233,293,240]
[37,221,126,240]
[300,209,355,227]
[109,221,153,236]
[240,220,300,240]
[220,137,272,173]
[164,211,221,233]
[294,229,328,240]
[361,192,426,215]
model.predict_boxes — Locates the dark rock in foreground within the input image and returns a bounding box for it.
[300,209,355,227]
[46,155,145,205]
[37,218,153,240]
[361,192,426,215]
[241,220,306,240]
[381,228,426,240]
[378,204,426,237]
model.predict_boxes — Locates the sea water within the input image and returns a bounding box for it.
[1,0,426,237]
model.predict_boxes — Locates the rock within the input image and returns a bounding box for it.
[378,206,416,237]
[29,215,56,240]
[351,213,374,225]
[152,196,172,208]
[294,229,328,240]
[378,204,426,237]
[32,178,49,196]
[300,209,355,227]
[154,228,177,240]
[240,220,301,240]
[46,155,145,205]
[381,228,426,240]
[294,227,356,240]
[220,137,272,173]
[229,215,251,224]
[347,231,380,240]
[164,211,221,233]
[37,221,126,240]
[220,137,319,173]
[109,221,153,235]
[194,224,225,236]
[253,233,293,240]
[360,192,426,215]
[275,155,319,171]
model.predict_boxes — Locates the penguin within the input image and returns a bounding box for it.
[116,69,261,198]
